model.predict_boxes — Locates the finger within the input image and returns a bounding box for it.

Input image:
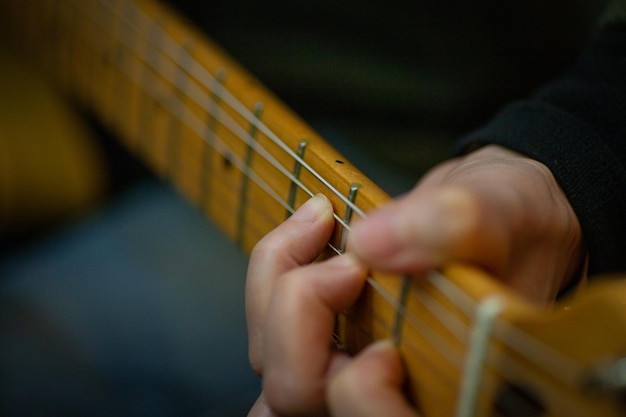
[347,185,502,273]
[328,340,419,417]
[263,254,367,416]
[247,194,335,375]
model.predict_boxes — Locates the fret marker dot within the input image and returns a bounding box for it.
[222,153,233,170]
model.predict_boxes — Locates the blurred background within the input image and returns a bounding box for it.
[0,0,609,416]
[171,0,608,185]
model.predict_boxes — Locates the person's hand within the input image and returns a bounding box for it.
[245,194,420,417]
[348,145,585,304]
[246,193,358,417]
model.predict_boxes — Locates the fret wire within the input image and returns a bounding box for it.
[392,276,411,345]
[338,184,360,254]
[93,0,366,220]
[72,0,353,232]
[286,140,308,219]
[367,277,467,376]
[196,168,287,256]
[237,102,263,248]
[336,306,391,352]
[331,307,396,354]
[199,68,226,208]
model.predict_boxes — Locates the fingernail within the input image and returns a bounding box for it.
[290,194,332,223]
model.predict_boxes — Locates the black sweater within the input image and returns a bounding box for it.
[456,24,626,277]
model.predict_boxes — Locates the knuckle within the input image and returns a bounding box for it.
[250,233,284,265]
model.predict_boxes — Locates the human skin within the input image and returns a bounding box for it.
[246,145,585,417]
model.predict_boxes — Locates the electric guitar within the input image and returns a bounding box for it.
[2,1,625,416]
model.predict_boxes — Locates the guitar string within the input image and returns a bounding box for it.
[94,0,367,220]
[29,0,600,410]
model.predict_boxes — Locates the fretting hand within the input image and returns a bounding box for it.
[245,145,585,416]
[245,194,419,417]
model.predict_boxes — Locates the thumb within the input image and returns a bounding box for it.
[347,186,506,274]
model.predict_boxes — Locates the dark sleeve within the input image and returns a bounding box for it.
[455,24,626,277]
